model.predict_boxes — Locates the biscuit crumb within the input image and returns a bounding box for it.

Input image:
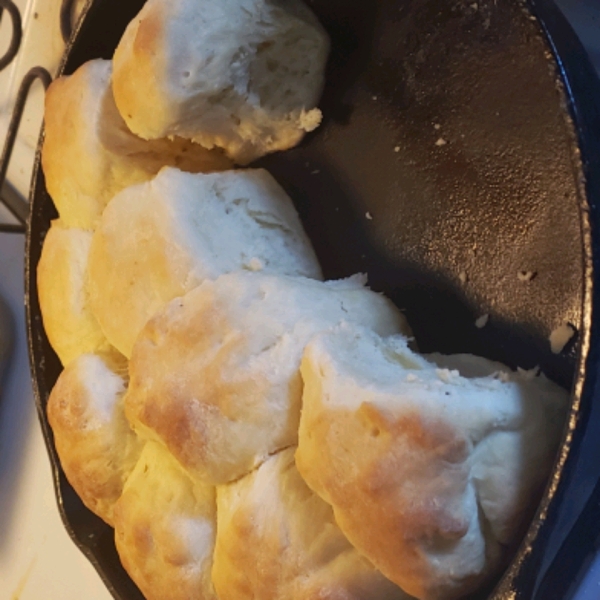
[475,314,489,329]
[435,138,447,147]
[517,270,536,282]
[246,258,264,272]
[492,371,511,383]
[517,366,540,380]
[549,323,576,354]
[436,368,459,383]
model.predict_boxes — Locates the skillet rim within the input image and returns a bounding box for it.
[24,0,600,598]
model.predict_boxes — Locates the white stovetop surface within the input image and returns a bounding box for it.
[0,235,112,599]
[0,1,598,599]
[0,0,112,597]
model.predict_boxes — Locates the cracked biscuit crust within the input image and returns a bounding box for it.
[124,272,410,485]
[88,167,322,358]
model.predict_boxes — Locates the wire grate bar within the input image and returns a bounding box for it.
[0,0,22,71]
[0,66,52,229]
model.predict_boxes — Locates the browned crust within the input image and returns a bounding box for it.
[297,385,478,600]
[112,1,167,139]
[132,1,165,60]
[112,443,217,600]
[47,358,130,526]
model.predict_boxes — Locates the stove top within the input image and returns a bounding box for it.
[0,2,113,598]
[0,1,597,599]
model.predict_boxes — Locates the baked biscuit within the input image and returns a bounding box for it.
[296,323,568,600]
[87,167,322,358]
[213,447,410,600]
[125,272,410,484]
[37,220,111,366]
[112,0,329,164]
[113,441,217,600]
[47,352,140,525]
[42,59,230,230]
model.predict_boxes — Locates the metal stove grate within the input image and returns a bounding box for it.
[0,0,77,234]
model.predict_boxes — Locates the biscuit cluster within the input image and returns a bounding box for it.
[39,1,568,599]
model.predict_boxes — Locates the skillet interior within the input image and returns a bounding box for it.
[25,0,595,598]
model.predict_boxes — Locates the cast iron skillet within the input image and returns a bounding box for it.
[25,0,600,598]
